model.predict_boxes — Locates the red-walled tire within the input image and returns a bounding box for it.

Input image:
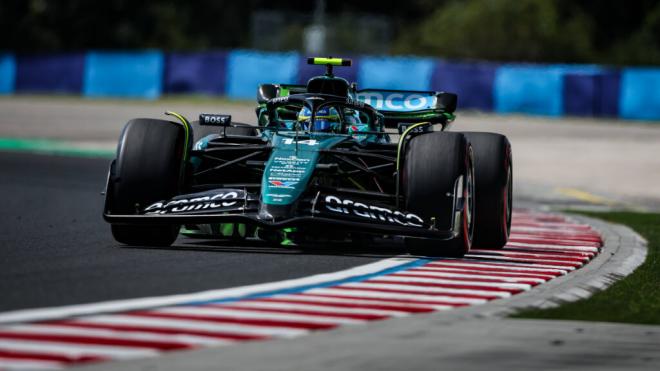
[403,132,475,257]
[462,132,512,249]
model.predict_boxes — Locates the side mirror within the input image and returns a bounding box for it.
[436,92,457,113]
[257,84,279,104]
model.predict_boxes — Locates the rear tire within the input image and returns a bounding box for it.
[109,118,186,246]
[462,132,512,249]
[403,132,474,257]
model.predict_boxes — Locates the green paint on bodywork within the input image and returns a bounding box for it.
[280,227,297,246]
[0,138,114,158]
[219,223,234,237]
[261,132,347,206]
[383,110,455,121]
[278,86,290,97]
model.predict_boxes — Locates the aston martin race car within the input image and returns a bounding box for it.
[103,57,513,257]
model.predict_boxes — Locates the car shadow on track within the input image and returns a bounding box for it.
[117,237,411,259]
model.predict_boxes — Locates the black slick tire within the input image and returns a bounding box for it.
[462,132,512,249]
[109,118,186,246]
[403,132,475,257]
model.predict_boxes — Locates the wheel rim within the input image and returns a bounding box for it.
[465,150,476,242]
[504,158,512,236]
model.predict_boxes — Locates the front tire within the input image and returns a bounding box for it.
[109,118,186,246]
[403,132,475,257]
[462,132,512,249]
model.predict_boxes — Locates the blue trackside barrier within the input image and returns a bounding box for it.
[358,56,434,91]
[0,54,16,94]
[5,49,660,120]
[226,50,299,99]
[619,68,660,121]
[494,65,567,116]
[83,51,164,99]
[297,55,360,85]
[598,72,623,118]
[16,53,85,94]
[563,70,621,117]
[164,51,228,95]
[431,61,497,111]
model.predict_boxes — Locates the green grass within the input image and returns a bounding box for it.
[0,138,115,158]
[512,211,660,324]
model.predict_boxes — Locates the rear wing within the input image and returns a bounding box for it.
[355,89,454,113]
[356,89,456,126]
[257,84,457,127]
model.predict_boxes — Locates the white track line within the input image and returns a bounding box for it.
[409,267,556,280]
[396,270,547,283]
[427,261,571,272]
[340,282,512,298]
[152,306,361,325]
[370,275,532,290]
[470,250,592,260]
[223,301,404,317]
[5,324,227,346]
[505,242,599,252]
[462,255,582,268]
[0,339,158,360]
[268,294,438,312]
[308,288,486,306]
[78,315,306,338]
[0,257,416,324]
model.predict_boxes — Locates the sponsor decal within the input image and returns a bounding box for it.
[397,122,432,135]
[323,195,425,227]
[269,180,298,188]
[144,190,243,215]
[282,138,319,146]
[199,113,231,126]
[266,193,292,198]
[345,97,366,108]
[356,92,435,112]
[263,152,317,205]
[266,193,292,203]
[270,96,289,104]
[266,155,310,190]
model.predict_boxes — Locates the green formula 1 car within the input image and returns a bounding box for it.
[103,57,512,257]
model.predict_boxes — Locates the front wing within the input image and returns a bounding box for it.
[103,188,462,240]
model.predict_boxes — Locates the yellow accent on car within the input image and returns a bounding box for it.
[310,57,350,66]
[396,122,432,171]
[164,111,191,161]
[297,114,338,121]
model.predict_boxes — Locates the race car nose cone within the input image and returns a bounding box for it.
[258,204,295,222]
[257,208,274,221]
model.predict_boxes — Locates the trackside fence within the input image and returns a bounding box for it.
[0,50,658,121]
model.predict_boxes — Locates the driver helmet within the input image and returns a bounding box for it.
[297,106,340,132]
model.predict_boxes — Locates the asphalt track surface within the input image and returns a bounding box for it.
[0,152,386,312]
[0,97,658,370]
